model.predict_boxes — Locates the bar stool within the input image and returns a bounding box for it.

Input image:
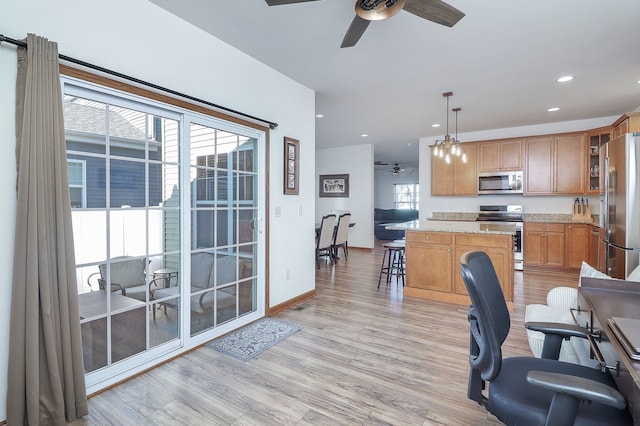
[378,241,405,288]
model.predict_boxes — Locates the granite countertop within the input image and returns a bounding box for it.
[523,213,599,225]
[388,220,516,235]
[431,211,599,226]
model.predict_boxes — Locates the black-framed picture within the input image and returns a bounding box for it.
[319,174,349,198]
[284,137,299,195]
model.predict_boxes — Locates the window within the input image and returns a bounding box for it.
[394,184,419,210]
[67,159,86,208]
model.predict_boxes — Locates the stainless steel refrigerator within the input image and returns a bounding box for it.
[603,132,640,279]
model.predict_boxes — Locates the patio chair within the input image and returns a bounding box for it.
[87,256,149,302]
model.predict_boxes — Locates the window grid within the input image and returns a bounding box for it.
[394,183,419,210]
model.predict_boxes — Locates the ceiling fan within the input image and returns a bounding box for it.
[264,0,465,48]
[391,163,404,174]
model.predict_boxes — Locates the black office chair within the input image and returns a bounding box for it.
[459,251,632,426]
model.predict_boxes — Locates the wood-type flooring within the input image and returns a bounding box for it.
[72,242,579,425]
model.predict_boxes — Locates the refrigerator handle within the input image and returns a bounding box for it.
[604,155,609,233]
[603,154,610,272]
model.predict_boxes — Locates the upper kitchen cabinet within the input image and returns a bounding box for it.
[431,144,477,196]
[586,127,610,194]
[524,133,586,195]
[611,112,640,138]
[478,139,523,172]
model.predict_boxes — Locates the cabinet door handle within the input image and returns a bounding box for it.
[447,249,451,253]
[425,236,430,240]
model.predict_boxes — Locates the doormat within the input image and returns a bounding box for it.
[207,317,302,361]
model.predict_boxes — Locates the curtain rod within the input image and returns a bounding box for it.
[0,34,279,130]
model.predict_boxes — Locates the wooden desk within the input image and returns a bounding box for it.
[78,291,146,372]
[578,277,640,423]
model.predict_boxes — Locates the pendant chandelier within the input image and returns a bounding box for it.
[432,92,467,164]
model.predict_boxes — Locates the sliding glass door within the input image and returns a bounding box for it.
[63,78,265,391]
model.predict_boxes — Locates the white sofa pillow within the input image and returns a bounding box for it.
[627,264,640,282]
[578,261,610,286]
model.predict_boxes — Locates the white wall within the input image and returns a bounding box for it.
[316,144,375,249]
[374,167,419,208]
[0,0,316,417]
[418,116,619,220]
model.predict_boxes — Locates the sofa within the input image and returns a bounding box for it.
[373,208,419,240]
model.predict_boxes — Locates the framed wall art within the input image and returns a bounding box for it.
[319,174,349,198]
[284,137,299,195]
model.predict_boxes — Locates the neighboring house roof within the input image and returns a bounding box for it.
[64,100,147,142]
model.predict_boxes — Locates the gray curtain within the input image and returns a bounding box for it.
[7,34,88,425]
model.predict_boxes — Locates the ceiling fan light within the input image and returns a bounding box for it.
[355,0,405,21]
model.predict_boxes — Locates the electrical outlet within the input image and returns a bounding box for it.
[298,205,303,216]
[274,206,282,217]
[285,270,290,280]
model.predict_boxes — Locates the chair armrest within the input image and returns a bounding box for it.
[525,322,589,339]
[148,277,162,299]
[87,272,101,290]
[527,371,626,409]
[526,322,589,360]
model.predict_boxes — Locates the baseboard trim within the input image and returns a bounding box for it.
[268,289,317,315]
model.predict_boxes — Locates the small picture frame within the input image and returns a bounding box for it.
[284,137,299,195]
[319,174,349,198]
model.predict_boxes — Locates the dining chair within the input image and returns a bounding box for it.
[316,214,337,269]
[332,212,351,261]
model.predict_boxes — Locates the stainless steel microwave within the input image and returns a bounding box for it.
[478,171,523,194]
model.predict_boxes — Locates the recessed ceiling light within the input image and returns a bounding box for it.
[557,75,574,83]
[315,114,324,118]
[547,107,560,112]
[361,134,368,137]
[432,123,441,128]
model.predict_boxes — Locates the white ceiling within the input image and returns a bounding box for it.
[149,0,640,169]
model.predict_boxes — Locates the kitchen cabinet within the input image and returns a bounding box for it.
[478,139,523,172]
[586,127,610,194]
[525,222,592,269]
[611,112,640,138]
[430,143,477,196]
[405,232,453,293]
[524,223,565,268]
[524,133,586,195]
[405,230,513,308]
[565,224,590,269]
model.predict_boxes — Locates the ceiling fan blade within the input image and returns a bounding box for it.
[403,0,465,27]
[340,15,371,48]
[265,0,320,6]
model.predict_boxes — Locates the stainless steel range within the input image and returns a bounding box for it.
[476,205,524,270]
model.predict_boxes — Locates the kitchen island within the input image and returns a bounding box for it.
[390,220,515,309]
